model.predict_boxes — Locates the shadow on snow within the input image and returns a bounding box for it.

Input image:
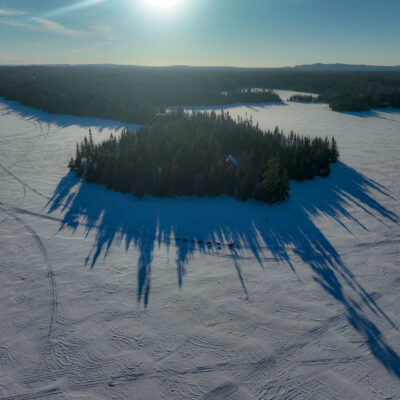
[45,161,400,378]
[182,102,287,112]
[0,97,140,132]
[339,108,400,120]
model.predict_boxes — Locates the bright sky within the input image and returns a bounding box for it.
[1,0,399,67]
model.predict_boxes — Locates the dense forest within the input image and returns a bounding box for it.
[69,109,339,203]
[0,66,399,123]
[288,94,319,103]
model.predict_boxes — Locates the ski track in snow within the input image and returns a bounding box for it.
[0,93,400,399]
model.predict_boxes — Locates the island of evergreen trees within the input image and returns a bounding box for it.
[69,109,339,203]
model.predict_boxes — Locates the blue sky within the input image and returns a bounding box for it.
[1,0,399,67]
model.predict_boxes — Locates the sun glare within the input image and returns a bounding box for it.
[146,0,181,8]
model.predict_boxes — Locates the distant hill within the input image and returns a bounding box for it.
[86,63,400,72]
[5,63,400,72]
[82,63,400,72]
[288,63,400,72]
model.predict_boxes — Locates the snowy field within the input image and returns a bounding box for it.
[0,92,399,399]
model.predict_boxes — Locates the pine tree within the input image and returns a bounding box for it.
[89,129,94,151]
[255,158,289,203]
[330,137,339,163]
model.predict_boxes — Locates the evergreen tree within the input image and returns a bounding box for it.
[330,137,339,163]
[255,158,289,203]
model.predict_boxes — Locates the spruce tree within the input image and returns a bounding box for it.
[330,137,339,163]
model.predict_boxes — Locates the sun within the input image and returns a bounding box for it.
[146,0,181,8]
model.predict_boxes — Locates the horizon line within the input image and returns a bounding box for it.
[1,62,400,69]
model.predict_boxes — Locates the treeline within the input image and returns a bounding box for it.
[0,66,282,124]
[226,88,281,103]
[288,94,319,103]
[69,109,339,203]
[322,90,400,112]
[0,66,399,123]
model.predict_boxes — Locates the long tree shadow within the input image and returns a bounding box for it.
[0,97,140,131]
[340,108,400,120]
[46,161,400,377]
[184,102,287,112]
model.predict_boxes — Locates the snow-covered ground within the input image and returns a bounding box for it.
[0,93,399,399]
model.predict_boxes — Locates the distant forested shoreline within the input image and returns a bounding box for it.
[0,66,399,123]
[69,109,339,203]
[288,94,319,103]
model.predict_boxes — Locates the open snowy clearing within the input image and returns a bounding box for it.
[0,92,399,399]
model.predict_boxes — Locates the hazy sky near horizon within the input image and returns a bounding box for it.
[1,0,399,67]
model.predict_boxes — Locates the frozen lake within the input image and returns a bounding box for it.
[0,93,400,399]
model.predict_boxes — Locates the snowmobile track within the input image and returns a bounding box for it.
[200,294,384,400]
[1,292,383,400]
[0,206,57,339]
[0,163,50,201]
